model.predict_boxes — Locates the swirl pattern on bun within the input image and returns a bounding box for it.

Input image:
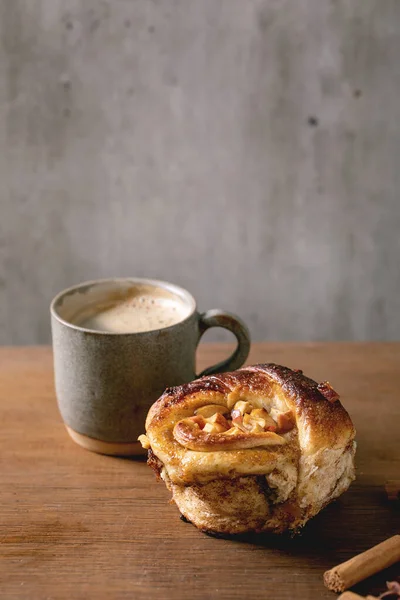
[139,364,356,535]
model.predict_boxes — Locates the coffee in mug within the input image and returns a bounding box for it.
[70,284,190,333]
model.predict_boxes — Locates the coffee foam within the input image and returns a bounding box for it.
[70,287,191,333]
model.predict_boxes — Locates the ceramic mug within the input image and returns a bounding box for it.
[50,278,250,455]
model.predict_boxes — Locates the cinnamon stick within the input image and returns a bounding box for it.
[324,535,400,592]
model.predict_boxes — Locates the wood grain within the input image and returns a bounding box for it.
[1,344,400,600]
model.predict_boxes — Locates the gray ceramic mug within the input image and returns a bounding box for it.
[50,278,250,455]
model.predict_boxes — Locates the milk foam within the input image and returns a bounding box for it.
[72,293,189,333]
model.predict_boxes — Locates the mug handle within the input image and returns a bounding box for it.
[197,309,251,377]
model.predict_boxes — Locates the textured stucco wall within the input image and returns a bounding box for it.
[1,0,400,344]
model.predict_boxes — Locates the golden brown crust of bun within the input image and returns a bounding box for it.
[146,364,354,453]
[142,364,356,535]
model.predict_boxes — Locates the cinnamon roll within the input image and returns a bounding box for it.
[139,364,356,535]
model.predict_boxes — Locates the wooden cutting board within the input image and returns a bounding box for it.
[1,344,399,600]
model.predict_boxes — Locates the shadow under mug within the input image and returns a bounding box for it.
[50,278,251,455]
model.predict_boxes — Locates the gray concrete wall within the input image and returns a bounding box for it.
[1,0,400,344]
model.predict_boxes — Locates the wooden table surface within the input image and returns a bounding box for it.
[1,344,400,600]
